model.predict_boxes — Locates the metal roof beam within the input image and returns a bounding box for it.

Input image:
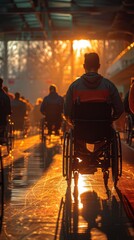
[27,0,48,39]
[0,6,124,14]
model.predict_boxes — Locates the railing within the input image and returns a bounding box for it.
[106,42,134,78]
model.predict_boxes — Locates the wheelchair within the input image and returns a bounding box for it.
[63,101,122,188]
[40,117,49,144]
[40,117,63,145]
[0,116,14,154]
[124,113,134,146]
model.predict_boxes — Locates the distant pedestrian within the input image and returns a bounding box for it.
[3,85,15,101]
[40,84,64,135]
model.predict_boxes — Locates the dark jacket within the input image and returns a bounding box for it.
[64,72,124,121]
[11,98,27,130]
[40,92,64,122]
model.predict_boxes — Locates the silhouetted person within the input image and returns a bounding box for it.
[11,92,27,131]
[64,52,124,152]
[0,78,11,141]
[40,84,64,135]
[64,52,124,121]
[3,85,15,101]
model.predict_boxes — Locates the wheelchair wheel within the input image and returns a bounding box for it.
[111,131,120,186]
[103,170,109,187]
[0,147,4,232]
[63,132,68,178]
[124,115,130,143]
[41,120,45,142]
[127,115,133,146]
[63,129,74,186]
[7,121,14,154]
[124,114,133,145]
[63,187,72,238]
[116,131,122,177]
[40,118,47,143]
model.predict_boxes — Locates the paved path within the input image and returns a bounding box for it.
[0,134,133,240]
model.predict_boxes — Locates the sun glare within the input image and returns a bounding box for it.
[73,40,92,56]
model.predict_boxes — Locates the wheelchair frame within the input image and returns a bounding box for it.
[40,117,49,145]
[63,101,122,188]
[63,128,122,187]
[40,117,63,145]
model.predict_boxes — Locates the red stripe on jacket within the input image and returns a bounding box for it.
[73,89,110,102]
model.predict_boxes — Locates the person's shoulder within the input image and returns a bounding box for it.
[68,77,81,89]
[102,76,111,83]
[44,95,49,100]
[102,77,117,88]
[58,93,63,98]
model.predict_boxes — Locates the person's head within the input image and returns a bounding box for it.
[49,84,57,93]
[0,78,3,88]
[83,52,100,72]
[15,92,20,100]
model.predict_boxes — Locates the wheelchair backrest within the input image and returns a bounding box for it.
[45,103,63,121]
[72,101,112,142]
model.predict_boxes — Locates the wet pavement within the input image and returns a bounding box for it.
[0,132,134,240]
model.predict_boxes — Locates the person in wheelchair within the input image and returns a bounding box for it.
[64,52,124,156]
[0,78,12,143]
[40,84,64,135]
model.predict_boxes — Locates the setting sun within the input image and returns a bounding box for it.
[73,40,92,56]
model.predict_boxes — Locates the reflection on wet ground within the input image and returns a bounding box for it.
[0,134,134,239]
[61,175,134,240]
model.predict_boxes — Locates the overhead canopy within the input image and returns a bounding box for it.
[0,0,134,42]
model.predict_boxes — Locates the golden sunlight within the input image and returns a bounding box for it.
[73,40,92,56]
